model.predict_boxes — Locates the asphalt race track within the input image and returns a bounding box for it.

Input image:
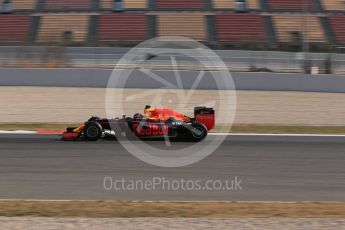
[0,134,344,201]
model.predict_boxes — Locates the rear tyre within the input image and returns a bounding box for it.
[191,123,208,142]
[84,122,103,141]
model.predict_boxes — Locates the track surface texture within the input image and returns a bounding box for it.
[0,134,344,201]
[1,217,345,230]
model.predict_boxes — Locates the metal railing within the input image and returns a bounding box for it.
[0,46,343,74]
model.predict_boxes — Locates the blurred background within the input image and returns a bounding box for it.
[0,0,344,74]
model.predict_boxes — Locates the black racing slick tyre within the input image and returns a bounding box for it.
[191,123,208,142]
[84,122,103,141]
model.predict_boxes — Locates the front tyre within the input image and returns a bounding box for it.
[84,122,103,141]
[191,123,208,142]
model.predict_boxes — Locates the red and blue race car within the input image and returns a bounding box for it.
[63,106,215,142]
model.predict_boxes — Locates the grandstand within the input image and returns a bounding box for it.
[267,0,319,11]
[212,0,237,9]
[215,14,266,43]
[36,14,89,43]
[156,0,203,9]
[272,14,326,43]
[321,0,345,11]
[43,0,92,10]
[329,15,345,45]
[212,0,260,10]
[100,0,147,9]
[157,13,207,41]
[98,13,147,41]
[0,14,31,42]
[0,0,343,50]
[10,0,36,10]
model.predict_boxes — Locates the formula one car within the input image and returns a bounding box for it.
[62,106,215,142]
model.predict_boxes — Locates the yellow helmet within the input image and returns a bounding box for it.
[144,105,155,114]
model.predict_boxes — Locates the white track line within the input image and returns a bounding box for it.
[0,130,37,134]
[1,130,345,137]
[208,133,345,137]
[209,133,345,137]
[0,199,343,203]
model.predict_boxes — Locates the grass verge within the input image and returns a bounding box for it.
[0,201,344,218]
[1,123,345,134]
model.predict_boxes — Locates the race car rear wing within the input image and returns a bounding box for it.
[194,107,215,131]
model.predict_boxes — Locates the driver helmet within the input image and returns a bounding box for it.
[144,105,155,116]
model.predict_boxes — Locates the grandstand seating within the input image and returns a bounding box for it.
[157,13,207,41]
[98,14,147,41]
[215,14,266,42]
[156,0,203,9]
[100,0,148,9]
[44,0,91,10]
[36,14,89,43]
[212,0,236,9]
[328,15,345,44]
[212,0,260,9]
[0,0,342,49]
[0,15,31,42]
[321,0,345,11]
[272,14,326,43]
[245,0,261,9]
[268,0,317,10]
[11,0,36,10]
[100,0,112,9]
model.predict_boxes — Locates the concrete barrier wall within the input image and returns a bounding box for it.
[1,68,345,93]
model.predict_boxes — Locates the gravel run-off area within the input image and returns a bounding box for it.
[2,87,345,125]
